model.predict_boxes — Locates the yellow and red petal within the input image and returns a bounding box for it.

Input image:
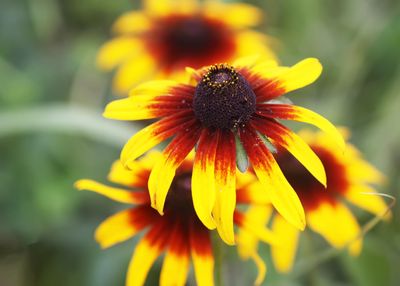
[120,112,197,168]
[212,131,237,245]
[191,129,220,229]
[96,37,144,71]
[255,58,322,100]
[258,104,345,150]
[344,185,391,219]
[307,202,362,255]
[189,222,214,286]
[126,221,170,286]
[239,126,306,230]
[112,11,151,34]
[271,214,300,273]
[75,179,148,205]
[251,117,327,186]
[160,222,190,286]
[103,85,193,120]
[95,206,157,249]
[149,127,202,215]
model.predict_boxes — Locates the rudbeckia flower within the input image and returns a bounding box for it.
[97,0,276,94]
[103,57,345,244]
[237,129,391,273]
[75,152,276,286]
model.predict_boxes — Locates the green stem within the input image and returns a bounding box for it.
[0,104,138,147]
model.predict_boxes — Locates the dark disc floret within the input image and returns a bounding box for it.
[193,64,256,130]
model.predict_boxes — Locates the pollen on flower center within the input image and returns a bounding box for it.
[193,64,256,130]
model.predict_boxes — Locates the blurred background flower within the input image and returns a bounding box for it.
[1,0,399,285]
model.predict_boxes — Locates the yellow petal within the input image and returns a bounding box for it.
[112,11,150,34]
[235,31,278,62]
[107,160,145,187]
[160,251,190,286]
[271,214,300,273]
[307,202,362,256]
[95,208,152,249]
[344,185,392,220]
[250,252,267,286]
[144,0,198,16]
[113,54,156,94]
[236,206,276,251]
[203,2,262,28]
[97,37,143,70]
[75,179,140,204]
[126,238,163,286]
[276,58,322,93]
[192,129,219,229]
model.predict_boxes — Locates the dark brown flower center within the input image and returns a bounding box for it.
[193,64,256,130]
[164,171,194,214]
[145,16,236,72]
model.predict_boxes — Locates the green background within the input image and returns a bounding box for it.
[1,0,399,285]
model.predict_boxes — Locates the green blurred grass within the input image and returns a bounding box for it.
[1,0,399,285]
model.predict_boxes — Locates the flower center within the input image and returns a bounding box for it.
[145,16,236,72]
[164,171,194,213]
[193,64,256,130]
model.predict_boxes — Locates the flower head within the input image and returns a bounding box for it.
[75,152,276,286]
[97,0,276,93]
[103,57,345,244]
[237,129,391,273]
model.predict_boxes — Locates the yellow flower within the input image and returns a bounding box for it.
[237,129,391,273]
[75,152,276,286]
[103,57,345,244]
[97,0,276,94]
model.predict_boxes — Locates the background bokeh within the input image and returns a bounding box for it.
[1,0,399,285]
